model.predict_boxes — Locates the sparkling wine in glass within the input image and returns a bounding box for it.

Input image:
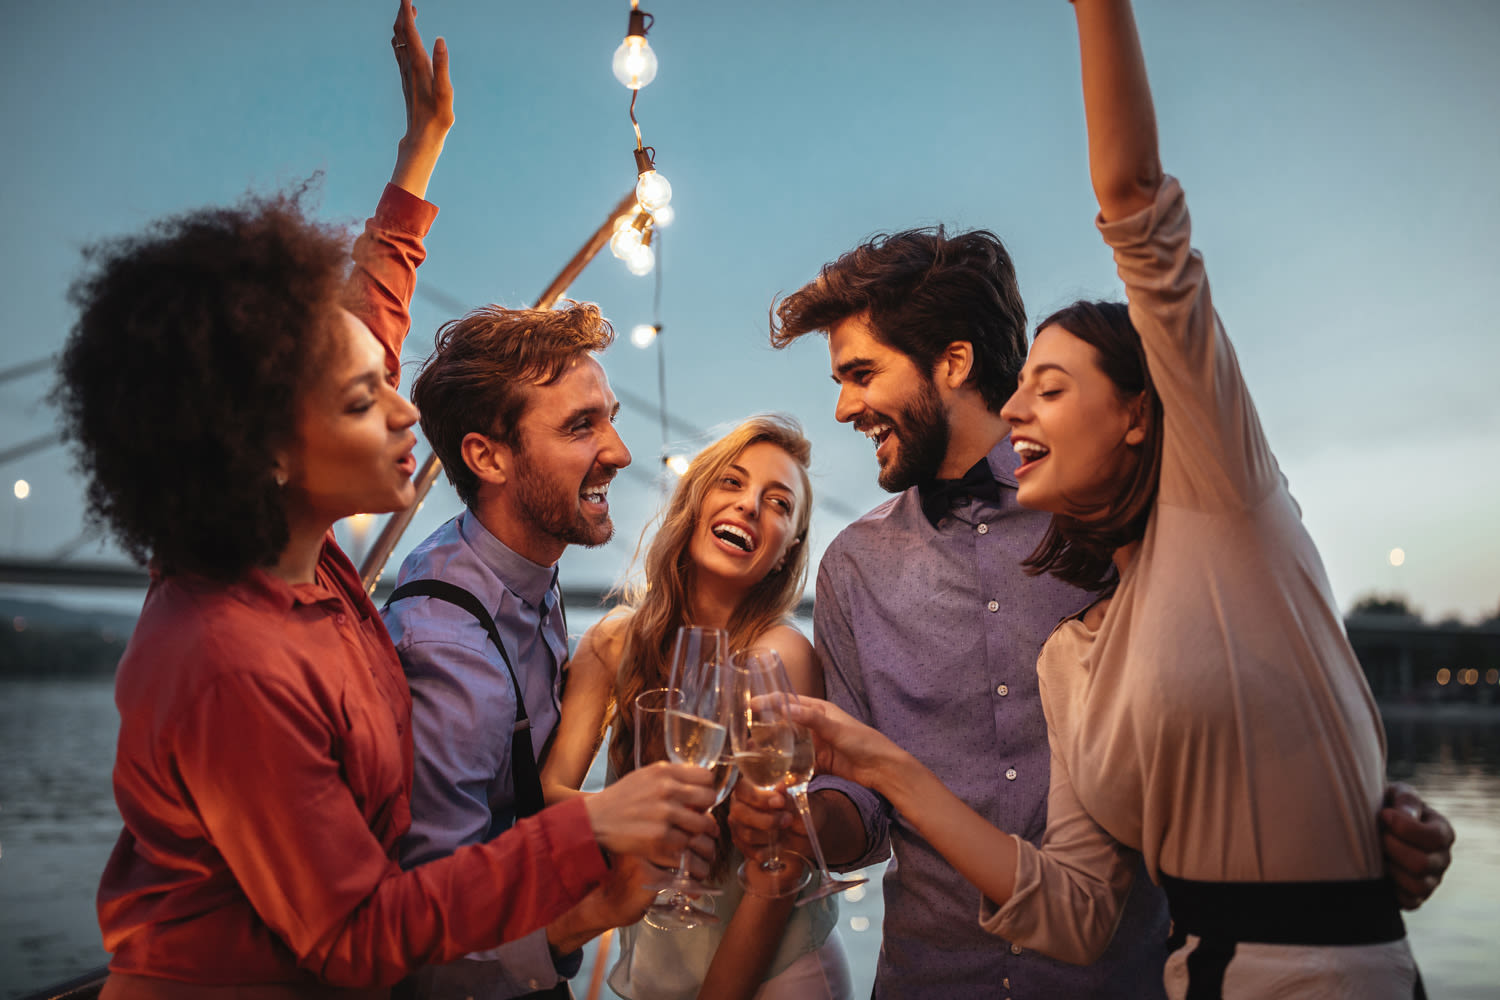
[643,627,731,930]
[739,647,866,905]
[730,650,812,899]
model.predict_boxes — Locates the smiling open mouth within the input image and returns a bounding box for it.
[1013,440,1050,467]
[861,422,893,450]
[712,522,756,552]
[581,481,611,505]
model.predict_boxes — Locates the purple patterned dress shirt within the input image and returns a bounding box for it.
[812,439,1170,999]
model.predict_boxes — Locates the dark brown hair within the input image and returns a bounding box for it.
[54,187,349,579]
[411,302,614,509]
[1021,300,1164,591]
[770,227,1029,411]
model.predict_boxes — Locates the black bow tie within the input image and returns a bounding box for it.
[918,458,1001,527]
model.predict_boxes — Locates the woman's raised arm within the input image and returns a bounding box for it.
[1073,0,1161,222]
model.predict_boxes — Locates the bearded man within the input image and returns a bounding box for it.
[382,302,640,1000]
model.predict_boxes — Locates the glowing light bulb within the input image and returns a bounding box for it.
[635,169,673,212]
[665,454,691,477]
[612,34,658,89]
[613,208,642,232]
[1388,547,1405,568]
[625,242,656,276]
[630,324,659,348]
[609,224,643,260]
[649,203,675,228]
[13,480,29,500]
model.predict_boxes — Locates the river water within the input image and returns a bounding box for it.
[2,679,1496,997]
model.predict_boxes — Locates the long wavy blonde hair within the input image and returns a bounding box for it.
[605,413,814,784]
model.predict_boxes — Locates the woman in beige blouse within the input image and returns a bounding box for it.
[784,2,1448,997]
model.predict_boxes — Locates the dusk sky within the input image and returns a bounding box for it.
[5,0,1497,622]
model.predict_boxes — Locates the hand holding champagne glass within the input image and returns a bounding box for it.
[733,647,866,904]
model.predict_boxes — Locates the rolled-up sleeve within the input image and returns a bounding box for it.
[979,741,1138,965]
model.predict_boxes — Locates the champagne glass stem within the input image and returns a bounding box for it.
[790,788,834,877]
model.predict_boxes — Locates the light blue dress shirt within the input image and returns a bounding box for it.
[383,509,572,999]
[811,439,1171,1000]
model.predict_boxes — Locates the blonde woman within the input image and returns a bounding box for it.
[543,414,853,1000]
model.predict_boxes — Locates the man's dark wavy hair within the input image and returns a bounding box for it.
[1021,300,1163,592]
[54,187,349,579]
[770,226,1029,410]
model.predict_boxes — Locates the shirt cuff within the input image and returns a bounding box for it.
[374,182,439,238]
[1094,174,1183,252]
[810,774,891,872]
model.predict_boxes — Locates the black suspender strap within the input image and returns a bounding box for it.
[386,579,547,820]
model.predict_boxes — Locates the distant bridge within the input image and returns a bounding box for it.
[0,557,817,618]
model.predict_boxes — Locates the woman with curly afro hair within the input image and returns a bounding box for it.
[58,4,717,996]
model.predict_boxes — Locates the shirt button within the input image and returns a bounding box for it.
[1005,767,1017,781]
[986,599,1000,613]
[976,523,989,535]
[996,684,1009,697]
[1010,942,1023,955]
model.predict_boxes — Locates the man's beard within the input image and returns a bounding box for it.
[878,375,950,493]
[512,443,615,551]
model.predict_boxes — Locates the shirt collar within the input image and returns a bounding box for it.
[912,437,1021,527]
[458,509,559,611]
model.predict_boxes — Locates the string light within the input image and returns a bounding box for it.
[630,323,660,348]
[611,4,658,90]
[665,454,691,477]
[610,1,674,277]
[624,240,656,276]
[634,148,673,213]
[609,213,648,260]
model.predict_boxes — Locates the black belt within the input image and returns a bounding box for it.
[1161,874,1420,1000]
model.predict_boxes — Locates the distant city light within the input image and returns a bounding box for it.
[13,479,29,500]
[631,324,659,349]
[1388,547,1405,568]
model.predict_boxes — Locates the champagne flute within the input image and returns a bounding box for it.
[634,687,713,930]
[643,626,732,930]
[738,647,867,905]
[730,649,812,898]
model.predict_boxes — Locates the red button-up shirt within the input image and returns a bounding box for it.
[96,186,607,994]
